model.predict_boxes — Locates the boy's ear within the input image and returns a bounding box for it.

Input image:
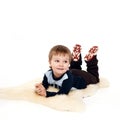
[48,60,50,64]
[49,60,51,68]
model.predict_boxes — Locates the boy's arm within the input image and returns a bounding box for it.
[46,78,73,97]
[46,71,73,97]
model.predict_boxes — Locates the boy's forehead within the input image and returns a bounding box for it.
[53,53,70,58]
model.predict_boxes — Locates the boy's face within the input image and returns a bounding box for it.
[49,54,70,78]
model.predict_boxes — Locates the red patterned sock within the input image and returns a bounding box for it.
[84,46,98,61]
[72,44,81,61]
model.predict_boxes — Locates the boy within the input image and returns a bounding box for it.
[35,44,99,97]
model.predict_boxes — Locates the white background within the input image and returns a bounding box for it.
[0,0,120,120]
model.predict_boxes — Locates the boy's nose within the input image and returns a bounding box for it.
[59,62,64,66]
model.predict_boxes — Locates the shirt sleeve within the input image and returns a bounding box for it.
[42,75,49,89]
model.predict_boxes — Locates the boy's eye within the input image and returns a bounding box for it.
[55,60,59,62]
[64,60,68,63]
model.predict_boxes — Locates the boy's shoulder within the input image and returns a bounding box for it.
[45,69,52,75]
[66,70,73,77]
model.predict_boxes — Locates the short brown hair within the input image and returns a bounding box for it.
[48,45,72,63]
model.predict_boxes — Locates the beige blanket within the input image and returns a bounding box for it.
[0,77,109,112]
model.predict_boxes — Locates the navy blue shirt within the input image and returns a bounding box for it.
[42,69,87,97]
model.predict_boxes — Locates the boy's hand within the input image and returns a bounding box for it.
[35,83,46,97]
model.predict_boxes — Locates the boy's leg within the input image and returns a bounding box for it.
[70,44,82,70]
[84,46,99,80]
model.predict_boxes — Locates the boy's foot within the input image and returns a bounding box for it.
[72,44,81,61]
[84,46,98,61]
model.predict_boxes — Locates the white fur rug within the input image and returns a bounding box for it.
[0,77,109,112]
